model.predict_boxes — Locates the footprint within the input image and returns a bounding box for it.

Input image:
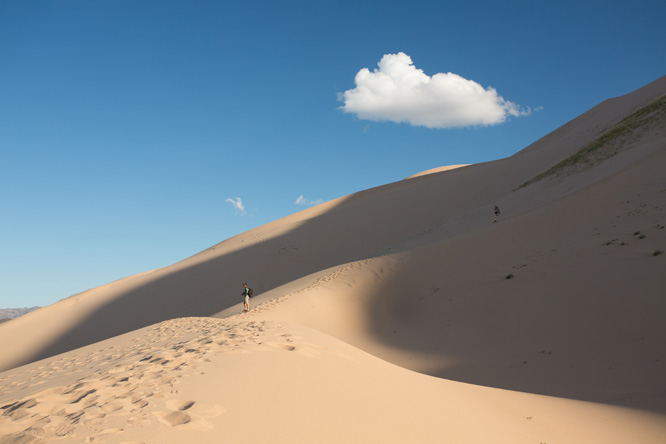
[165,400,195,411]
[155,410,191,427]
[101,402,124,413]
[70,389,97,404]
[132,398,149,409]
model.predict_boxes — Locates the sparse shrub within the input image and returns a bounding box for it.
[515,95,666,190]
[654,250,664,256]
[639,234,646,239]
[634,231,641,235]
[506,273,514,280]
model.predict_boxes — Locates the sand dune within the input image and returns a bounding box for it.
[2,77,664,372]
[1,75,665,443]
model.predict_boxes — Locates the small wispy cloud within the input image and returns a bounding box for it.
[225,197,246,215]
[339,52,534,129]
[295,195,324,206]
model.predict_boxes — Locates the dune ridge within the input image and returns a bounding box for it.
[1,75,665,443]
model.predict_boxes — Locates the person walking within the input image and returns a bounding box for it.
[242,283,251,312]
[493,204,501,223]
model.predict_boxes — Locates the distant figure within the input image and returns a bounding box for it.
[493,205,501,223]
[242,283,251,312]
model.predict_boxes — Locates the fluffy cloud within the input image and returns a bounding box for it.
[339,52,532,129]
[225,197,246,215]
[295,195,323,206]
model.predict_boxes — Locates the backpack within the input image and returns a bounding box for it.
[248,288,254,297]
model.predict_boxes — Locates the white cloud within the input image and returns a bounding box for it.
[295,195,323,206]
[339,52,533,129]
[225,197,246,215]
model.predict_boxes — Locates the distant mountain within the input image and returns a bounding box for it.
[0,307,39,322]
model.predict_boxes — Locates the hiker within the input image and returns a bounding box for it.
[242,283,251,312]
[493,204,501,223]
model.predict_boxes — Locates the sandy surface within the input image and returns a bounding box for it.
[2,316,665,444]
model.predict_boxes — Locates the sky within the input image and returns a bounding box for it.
[1,0,665,308]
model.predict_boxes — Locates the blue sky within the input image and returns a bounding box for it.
[1,0,665,308]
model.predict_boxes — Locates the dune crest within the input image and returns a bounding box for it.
[406,163,470,178]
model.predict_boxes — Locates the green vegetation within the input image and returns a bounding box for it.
[505,273,514,280]
[517,94,666,190]
[654,250,664,256]
[634,230,641,235]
